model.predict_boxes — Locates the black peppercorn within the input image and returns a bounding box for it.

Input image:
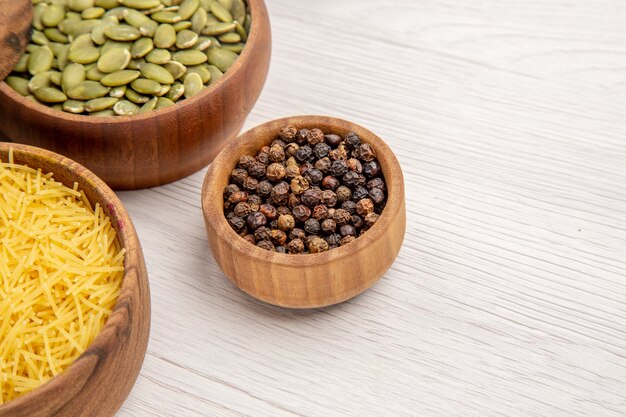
[321,218,336,233]
[340,235,356,246]
[341,200,357,214]
[324,133,342,147]
[292,204,311,222]
[277,206,291,216]
[340,224,357,237]
[345,132,361,149]
[288,193,300,208]
[290,176,309,195]
[275,246,287,253]
[364,212,380,227]
[248,161,266,178]
[270,181,289,205]
[315,157,332,173]
[295,145,314,163]
[342,171,361,186]
[322,175,340,190]
[228,215,245,231]
[312,204,328,220]
[277,214,295,231]
[254,226,271,241]
[346,158,363,173]
[333,208,351,226]
[285,165,300,180]
[301,188,322,207]
[259,203,277,220]
[362,161,380,178]
[290,228,306,241]
[296,129,309,145]
[287,238,305,254]
[269,145,285,162]
[230,168,248,185]
[306,128,325,146]
[237,155,255,170]
[246,211,267,230]
[308,236,329,253]
[329,144,348,161]
[356,198,374,216]
[248,194,262,207]
[369,188,385,205]
[352,214,364,229]
[243,234,256,245]
[256,151,270,165]
[269,219,278,229]
[325,233,341,246]
[304,218,321,235]
[355,143,376,162]
[266,163,286,182]
[321,190,337,207]
[234,202,253,217]
[367,177,385,191]
[270,229,287,246]
[335,186,351,203]
[243,176,258,191]
[304,168,323,185]
[223,183,240,198]
[228,191,248,204]
[279,126,297,142]
[257,240,275,251]
[330,160,348,177]
[257,180,273,196]
[352,186,369,202]
[299,162,313,175]
[284,142,299,157]
[313,142,331,159]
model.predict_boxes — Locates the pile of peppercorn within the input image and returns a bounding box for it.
[223,126,387,254]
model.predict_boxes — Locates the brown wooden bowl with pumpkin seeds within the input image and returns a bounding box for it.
[0,0,270,190]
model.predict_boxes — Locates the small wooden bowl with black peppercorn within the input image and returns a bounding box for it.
[201,115,406,308]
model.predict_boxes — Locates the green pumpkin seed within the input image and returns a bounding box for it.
[86,65,107,80]
[206,64,222,84]
[124,8,151,27]
[204,13,220,26]
[90,109,115,116]
[131,78,162,94]
[176,30,198,49]
[155,96,175,109]
[100,69,140,86]
[67,80,110,100]
[29,46,54,75]
[43,28,69,43]
[139,20,159,36]
[177,0,199,20]
[63,99,86,113]
[98,48,132,72]
[57,46,70,70]
[151,11,182,23]
[198,0,212,12]
[191,7,208,33]
[103,6,127,19]
[139,63,174,84]
[193,36,212,51]
[210,1,232,23]
[221,42,244,54]
[231,0,245,25]
[127,58,146,69]
[33,87,67,103]
[173,49,207,65]
[183,72,202,98]
[109,85,127,97]
[82,6,106,19]
[95,0,120,8]
[85,96,119,111]
[113,99,139,115]
[173,21,192,31]
[6,77,31,96]
[14,54,29,72]
[233,20,247,42]
[155,84,170,96]
[105,24,142,41]
[101,40,132,54]
[217,0,232,10]
[49,71,62,86]
[145,48,171,64]
[41,4,66,27]
[131,37,154,58]
[143,4,165,14]
[26,44,40,54]
[69,0,95,12]
[67,19,101,37]
[31,30,49,46]
[243,13,251,32]
[25,95,40,103]
[33,3,47,31]
[165,82,184,100]
[206,48,237,72]
[69,35,101,64]
[154,24,177,48]
[202,22,235,36]
[118,0,160,9]
[138,97,158,112]
[185,64,210,83]
[51,104,64,111]
[125,88,149,103]
[163,61,186,79]
[91,17,119,45]
[218,32,240,44]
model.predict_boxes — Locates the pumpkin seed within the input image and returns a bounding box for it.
[100,69,140,86]
[49,71,62,86]
[131,37,154,58]
[231,0,245,25]
[173,49,207,65]
[206,64,222,84]
[198,0,212,12]
[69,35,101,64]
[125,88,149,103]
[145,48,171,64]
[183,72,202,98]
[33,3,48,31]
[221,42,244,54]
[56,45,70,70]
[105,24,142,41]
[210,1,232,23]
[29,46,55,75]
[185,64,210,83]
[67,19,101,37]
[191,7,208,33]
[33,87,67,103]
[90,109,115,116]
[63,99,86,113]
[202,22,235,35]
[139,20,159,36]
[154,24,177,48]
[155,84,171,96]
[95,0,119,8]
[155,96,175,109]
[176,30,198,49]
[92,17,119,45]
[138,96,158,112]
[142,4,164,14]
[234,20,247,42]
[98,48,132,72]
[67,80,110,100]
[124,8,151,27]
[163,61,187,79]
[217,0,232,10]
[103,7,128,20]
[218,32,240,44]
[26,44,40,54]
[131,78,162,94]
[41,4,66,27]
[69,0,95,12]
[109,85,127,97]
[177,0,199,20]
[193,36,212,51]
[82,7,106,19]
[173,21,193,31]
[113,99,139,115]
[118,0,161,10]
[244,13,251,32]
[139,63,175,84]
[86,66,106,80]
[85,96,118,111]
[51,104,64,111]
[165,82,184,100]
[127,58,146,69]
[31,31,50,46]
[206,48,237,72]
[151,11,182,23]
[6,77,31,96]
[14,54,30,72]
[44,28,69,43]
[101,40,132,54]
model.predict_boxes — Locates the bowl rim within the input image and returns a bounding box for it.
[201,115,405,268]
[0,0,266,123]
[0,141,149,411]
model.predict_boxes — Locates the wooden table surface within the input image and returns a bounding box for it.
[115,1,626,416]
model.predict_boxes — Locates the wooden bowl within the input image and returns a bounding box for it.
[0,143,150,417]
[0,0,271,190]
[201,116,406,308]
